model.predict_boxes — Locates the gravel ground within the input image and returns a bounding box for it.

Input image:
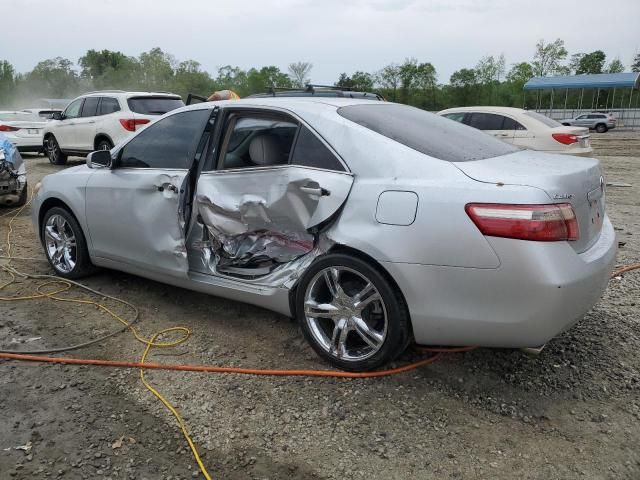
[1,131,639,479]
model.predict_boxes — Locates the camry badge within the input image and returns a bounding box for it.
[553,193,574,199]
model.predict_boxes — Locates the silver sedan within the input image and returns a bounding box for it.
[31,98,616,371]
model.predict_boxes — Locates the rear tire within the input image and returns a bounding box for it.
[296,253,411,372]
[41,207,95,279]
[595,123,608,133]
[45,135,67,165]
[96,138,113,151]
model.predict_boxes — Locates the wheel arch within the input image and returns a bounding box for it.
[38,197,84,243]
[288,243,413,336]
[42,131,55,147]
[94,134,114,150]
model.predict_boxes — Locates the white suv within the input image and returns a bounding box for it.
[43,91,184,165]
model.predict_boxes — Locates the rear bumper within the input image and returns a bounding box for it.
[384,216,616,347]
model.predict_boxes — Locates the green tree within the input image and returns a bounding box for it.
[532,38,568,76]
[172,60,214,97]
[631,53,640,73]
[398,58,418,104]
[449,68,477,106]
[506,62,534,84]
[26,57,79,97]
[606,58,625,73]
[377,63,401,101]
[78,49,140,90]
[138,48,175,91]
[246,66,291,94]
[570,50,606,74]
[414,62,437,108]
[0,60,16,107]
[215,65,248,95]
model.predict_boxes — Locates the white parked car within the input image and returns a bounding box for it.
[0,110,57,154]
[438,107,593,156]
[43,91,184,165]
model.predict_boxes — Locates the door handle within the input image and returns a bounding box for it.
[301,185,330,196]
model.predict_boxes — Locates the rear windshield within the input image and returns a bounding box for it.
[127,96,185,115]
[523,111,562,128]
[337,104,518,162]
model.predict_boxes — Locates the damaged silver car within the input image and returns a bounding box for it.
[0,133,28,207]
[32,99,616,371]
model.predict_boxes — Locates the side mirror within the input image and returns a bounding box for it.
[87,150,112,169]
[52,111,63,120]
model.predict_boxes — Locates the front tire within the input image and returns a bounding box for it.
[595,123,608,133]
[296,253,411,371]
[41,207,94,278]
[45,136,67,165]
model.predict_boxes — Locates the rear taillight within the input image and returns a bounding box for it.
[552,133,578,145]
[466,203,579,242]
[0,125,20,132]
[119,118,150,132]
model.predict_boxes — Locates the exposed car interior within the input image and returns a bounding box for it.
[219,116,298,169]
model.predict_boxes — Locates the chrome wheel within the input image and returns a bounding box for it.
[47,137,59,162]
[304,266,388,362]
[44,214,77,273]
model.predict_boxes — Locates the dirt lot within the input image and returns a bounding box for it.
[1,132,639,479]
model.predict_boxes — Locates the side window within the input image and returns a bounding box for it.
[502,116,527,131]
[576,115,587,119]
[81,97,100,117]
[118,110,210,169]
[290,126,345,171]
[218,115,298,170]
[99,97,121,115]
[64,99,83,119]
[443,112,466,123]
[468,113,505,130]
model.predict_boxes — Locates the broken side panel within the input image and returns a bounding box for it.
[193,165,353,279]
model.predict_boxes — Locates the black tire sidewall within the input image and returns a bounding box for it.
[296,253,411,372]
[596,124,607,133]
[47,136,67,165]
[97,139,113,151]
[41,207,93,278]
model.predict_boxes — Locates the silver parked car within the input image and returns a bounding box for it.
[31,99,616,371]
[560,112,616,133]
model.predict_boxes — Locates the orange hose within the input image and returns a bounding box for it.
[0,351,445,378]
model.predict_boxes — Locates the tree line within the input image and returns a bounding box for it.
[0,39,638,110]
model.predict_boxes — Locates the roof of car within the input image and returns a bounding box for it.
[438,106,527,115]
[79,91,182,98]
[178,96,381,114]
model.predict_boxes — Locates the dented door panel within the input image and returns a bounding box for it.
[85,169,190,276]
[191,165,353,277]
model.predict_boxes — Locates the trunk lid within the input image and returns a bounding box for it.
[455,150,605,253]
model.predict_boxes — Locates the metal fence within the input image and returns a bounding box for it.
[539,108,640,128]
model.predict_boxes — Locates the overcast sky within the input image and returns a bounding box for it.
[5,0,640,83]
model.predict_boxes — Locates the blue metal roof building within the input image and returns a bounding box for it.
[524,72,640,90]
